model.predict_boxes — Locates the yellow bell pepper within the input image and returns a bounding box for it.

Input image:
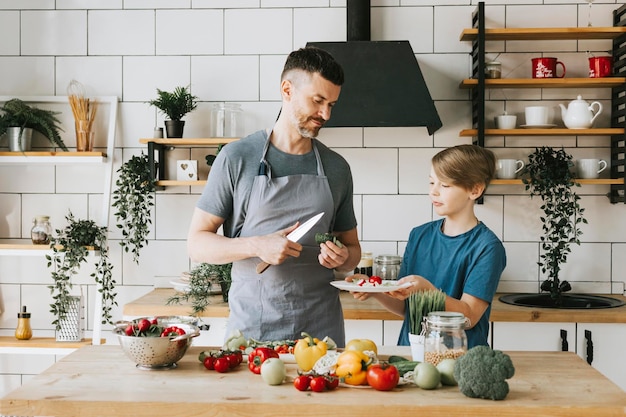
[294,332,327,372]
[334,350,372,386]
[345,338,378,355]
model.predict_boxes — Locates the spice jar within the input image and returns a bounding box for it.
[15,306,32,340]
[374,255,402,280]
[354,252,373,276]
[31,215,52,245]
[485,61,502,79]
[423,311,468,366]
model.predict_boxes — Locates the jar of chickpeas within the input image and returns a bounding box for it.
[423,311,468,366]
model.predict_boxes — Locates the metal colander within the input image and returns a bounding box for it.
[114,317,200,370]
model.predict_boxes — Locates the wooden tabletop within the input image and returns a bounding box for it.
[124,288,626,323]
[1,346,624,417]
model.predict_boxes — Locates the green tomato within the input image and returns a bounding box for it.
[260,358,286,386]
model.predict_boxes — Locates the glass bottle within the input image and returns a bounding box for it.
[209,103,243,137]
[354,252,373,276]
[15,306,32,340]
[374,255,402,280]
[31,215,52,245]
[423,311,468,366]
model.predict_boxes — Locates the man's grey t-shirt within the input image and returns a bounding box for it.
[196,130,357,238]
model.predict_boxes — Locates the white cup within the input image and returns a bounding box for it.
[577,159,607,179]
[497,159,525,179]
[525,106,550,126]
[495,114,517,129]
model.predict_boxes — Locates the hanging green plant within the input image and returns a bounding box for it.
[46,211,115,330]
[167,263,232,315]
[112,153,155,263]
[521,146,587,305]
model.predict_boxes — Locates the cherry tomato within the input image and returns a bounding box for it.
[310,376,327,392]
[124,324,135,336]
[150,318,158,325]
[203,356,215,370]
[366,363,400,391]
[293,375,311,391]
[369,276,383,285]
[137,318,151,333]
[225,353,240,369]
[325,374,339,390]
[214,357,230,373]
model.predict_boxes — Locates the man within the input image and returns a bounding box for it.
[187,47,361,346]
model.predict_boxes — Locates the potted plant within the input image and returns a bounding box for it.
[112,153,156,264]
[46,211,115,335]
[167,263,232,315]
[0,98,68,151]
[148,86,198,138]
[521,146,587,305]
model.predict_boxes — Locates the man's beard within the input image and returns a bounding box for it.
[296,116,325,139]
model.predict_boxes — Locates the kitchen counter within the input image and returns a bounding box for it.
[124,288,626,323]
[1,345,624,417]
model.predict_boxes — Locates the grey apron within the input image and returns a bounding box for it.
[226,135,345,345]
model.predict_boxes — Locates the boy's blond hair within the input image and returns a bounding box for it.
[432,145,496,196]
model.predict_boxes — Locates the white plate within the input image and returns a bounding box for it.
[330,280,412,293]
[520,124,557,129]
[170,279,190,293]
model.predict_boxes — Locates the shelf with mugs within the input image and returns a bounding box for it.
[460,2,626,203]
[490,178,623,186]
[459,77,626,89]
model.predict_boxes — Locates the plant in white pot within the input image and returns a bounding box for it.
[0,99,68,151]
[148,86,198,138]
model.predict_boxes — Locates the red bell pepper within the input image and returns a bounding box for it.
[160,326,186,338]
[248,347,279,374]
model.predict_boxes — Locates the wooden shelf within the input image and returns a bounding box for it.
[460,77,626,89]
[460,128,624,136]
[0,337,103,349]
[491,178,623,185]
[0,243,98,256]
[460,26,626,41]
[155,180,207,187]
[0,151,107,163]
[139,138,238,146]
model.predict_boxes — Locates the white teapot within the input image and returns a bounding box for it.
[559,95,602,129]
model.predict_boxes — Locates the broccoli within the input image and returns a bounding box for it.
[315,233,343,248]
[453,345,515,400]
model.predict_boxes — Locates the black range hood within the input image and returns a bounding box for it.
[307,0,442,135]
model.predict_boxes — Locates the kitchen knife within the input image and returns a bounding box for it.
[256,212,324,274]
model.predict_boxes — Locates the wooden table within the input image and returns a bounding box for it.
[1,346,625,417]
[124,289,626,323]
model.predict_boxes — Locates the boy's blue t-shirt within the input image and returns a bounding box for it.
[397,219,506,348]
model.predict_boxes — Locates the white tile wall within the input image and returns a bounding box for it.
[2,1,626,396]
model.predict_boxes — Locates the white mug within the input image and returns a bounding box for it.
[524,106,550,126]
[577,159,607,179]
[497,159,525,179]
[495,114,517,129]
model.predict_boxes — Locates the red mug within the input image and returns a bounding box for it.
[532,57,566,78]
[589,56,612,78]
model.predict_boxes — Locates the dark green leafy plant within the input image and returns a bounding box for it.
[112,153,155,264]
[46,211,115,330]
[0,98,68,150]
[521,147,587,304]
[148,86,198,121]
[167,263,232,315]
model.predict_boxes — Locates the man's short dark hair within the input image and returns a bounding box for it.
[281,46,344,86]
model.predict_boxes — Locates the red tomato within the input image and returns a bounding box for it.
[150,318,158,325]
[203,356,215,370]
[214,357,230,373]
[137,318,151,333]
[310,376,327,392]
[293,375,311,391]
[366,363,400,391]
[325,374,339,390]
[225,353,240,369]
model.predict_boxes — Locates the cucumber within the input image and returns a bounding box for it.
[393,361,421,376]
[388,355,410,364]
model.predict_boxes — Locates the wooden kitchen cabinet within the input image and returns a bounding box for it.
[460,2,626,201]
[492,321,626,390]
[139,138,238,188]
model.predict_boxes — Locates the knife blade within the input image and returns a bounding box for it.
[256,212,324,274]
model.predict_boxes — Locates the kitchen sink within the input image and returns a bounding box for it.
[499,293,625,309]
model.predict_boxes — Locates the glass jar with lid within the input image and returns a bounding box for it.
[374,255,402,280]
[485,61,502,79]
[31,215,52,245]
[209,103,243,137]
[423,311,468,366]
[354,252,373,276]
